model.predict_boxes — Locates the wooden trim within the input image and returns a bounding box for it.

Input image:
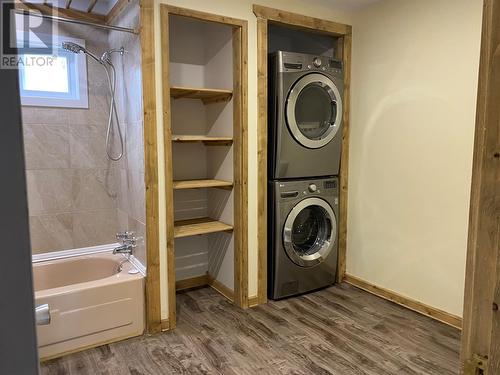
[233,22,249,309]
[337,28,351,282]
[159,4,177,331]
[164,4,245,27]
[344,274,463,329]
[252,5,349,36]
[208,275,235,302]
[86,0,97,14]
[106,0,131,25]
[256,17,268,306]
[160,319,170,331]
[140,0,161,334]
[460,0,500,371]
[160,4,248,327]
[254,6,351,305]
[248,295,259,308]
[17,2,106,24]
[176,274,209,291]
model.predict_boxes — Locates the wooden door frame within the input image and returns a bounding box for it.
[460,0,500,373]
[253,5,352,305]
[140,0,162,334]
[160,5,249,330]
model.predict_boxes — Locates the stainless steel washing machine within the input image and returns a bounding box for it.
[268,177,339,299]
[269,51,344,179]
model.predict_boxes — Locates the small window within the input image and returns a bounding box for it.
[17,36,89,108]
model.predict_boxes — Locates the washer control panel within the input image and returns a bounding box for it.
[278,178,338,201]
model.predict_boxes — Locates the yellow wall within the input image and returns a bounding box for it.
[153,0,354,318]
[347,0,483,316]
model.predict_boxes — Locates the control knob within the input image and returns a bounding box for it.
[308,183,318,193]
[312,57,322,67]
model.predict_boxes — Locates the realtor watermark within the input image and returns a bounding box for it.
[1,1,58,69]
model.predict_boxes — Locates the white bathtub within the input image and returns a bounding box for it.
[33,253,145,360]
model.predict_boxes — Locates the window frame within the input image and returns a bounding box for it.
[17,34,89,109]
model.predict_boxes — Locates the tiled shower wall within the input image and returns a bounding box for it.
[22,25,119,254]
[109,1,147,266]
[23,6,146,266]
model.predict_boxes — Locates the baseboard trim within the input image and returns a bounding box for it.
[343,274,462,329]
[208,275,234,302]
[248,295,259,307]
[160,319,170,332]
[176,274,209,292]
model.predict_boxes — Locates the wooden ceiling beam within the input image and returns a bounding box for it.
[105,0,129,25]
[86,0,97,13]
[16,1,106,24]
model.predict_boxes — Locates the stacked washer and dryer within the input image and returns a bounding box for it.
[268,51,344,299]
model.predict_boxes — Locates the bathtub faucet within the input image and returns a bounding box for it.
[113,238,136,255]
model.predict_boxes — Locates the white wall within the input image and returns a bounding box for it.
[154,0,354,319]
[347,0,483,316]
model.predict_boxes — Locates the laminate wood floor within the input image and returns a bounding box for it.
[41,283,460,375]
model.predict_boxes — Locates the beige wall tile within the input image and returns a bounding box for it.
[117,168,129,213]
[21,107,69,125]
[72,209,118,248]
[23,125,70,170]
[26,170,73,215]
[127,170,146,223]
[117,208,129,230]
[70,125,109,168]
[72,169,117,210]
[128,217,146,266]
[30,214,73,253]
[125,121,144,172]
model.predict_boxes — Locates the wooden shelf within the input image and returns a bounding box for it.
[171,135,233,146]
[174,217,233,238]
[173,179,233,190]
[170,86,233,104]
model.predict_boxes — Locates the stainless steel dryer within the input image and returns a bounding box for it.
[269,51,344,179]
[268,177,339,299]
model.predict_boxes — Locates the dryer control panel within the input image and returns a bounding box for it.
[278,50,343,75]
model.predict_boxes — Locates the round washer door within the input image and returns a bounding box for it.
[283,197,337,268]
[286,73,342,149]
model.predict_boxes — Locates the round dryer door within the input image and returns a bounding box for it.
[286,73,342,149]
[283,197,337,268]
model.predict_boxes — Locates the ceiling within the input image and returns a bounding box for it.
[24,0,381,21]
[25,0,119,17]
[323,0,381,11]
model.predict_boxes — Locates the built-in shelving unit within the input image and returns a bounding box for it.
[171,86,233,104]
[171,135,233,145]
[161,6,247,329]
[173,217,234,238]
[173,179,233,190]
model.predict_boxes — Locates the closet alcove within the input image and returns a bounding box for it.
[161,5,248,329]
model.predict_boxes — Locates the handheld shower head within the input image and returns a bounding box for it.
[61,41,125,161]
[61,41,102,64]
[61,41,84,53]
